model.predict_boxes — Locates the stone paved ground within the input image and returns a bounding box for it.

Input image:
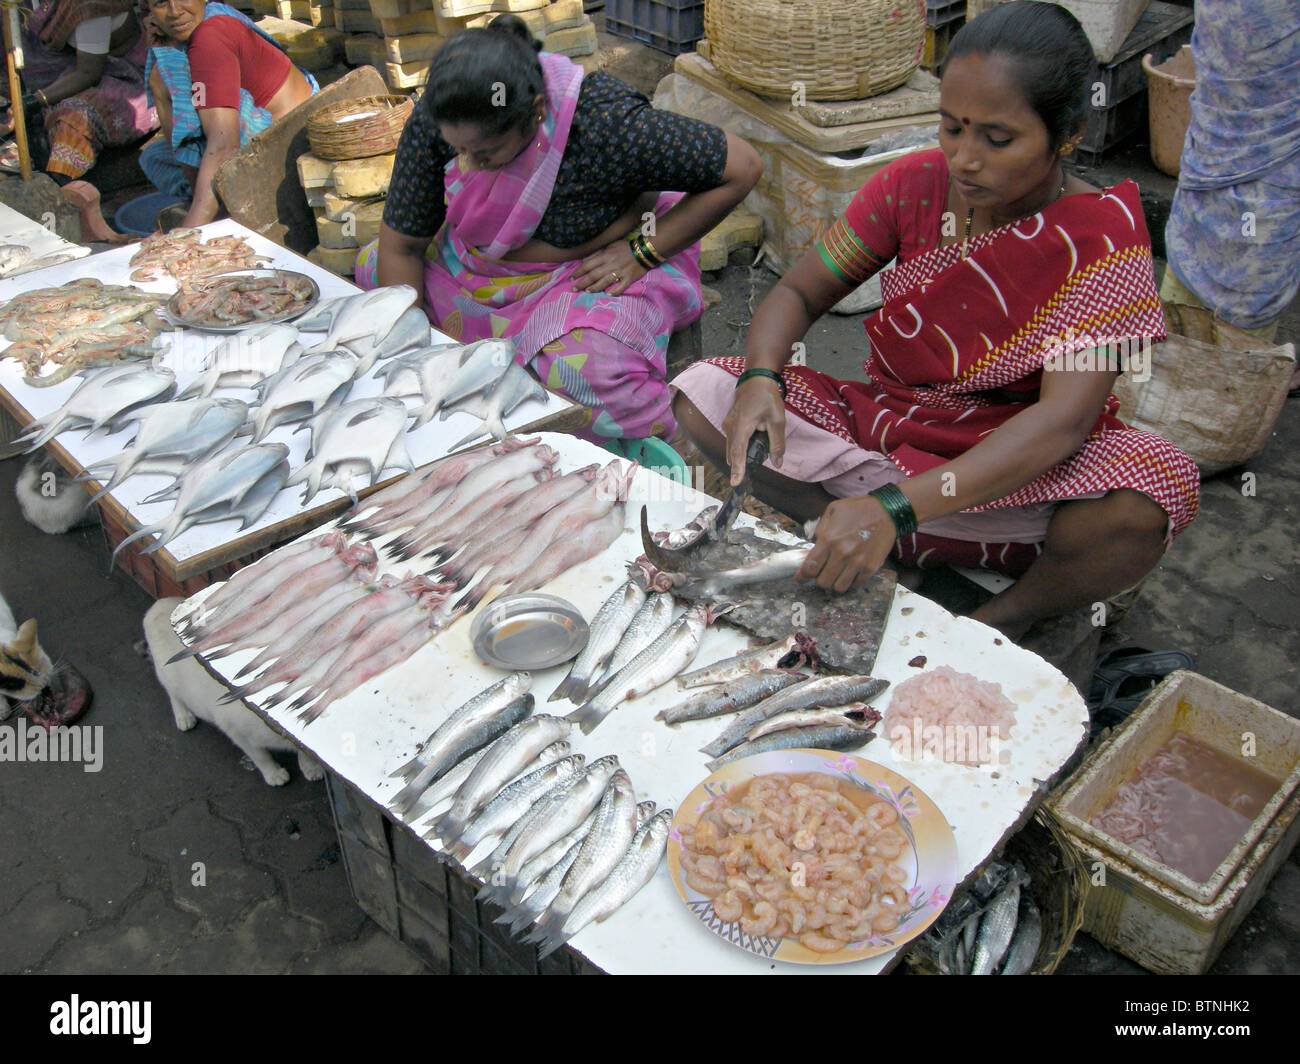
[1,22,1297,976]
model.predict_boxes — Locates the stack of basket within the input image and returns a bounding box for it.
[297,95,414,274]
[339,0,600,93]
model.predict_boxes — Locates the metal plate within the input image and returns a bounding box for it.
[469,593,589,671]
[164,269,319,332]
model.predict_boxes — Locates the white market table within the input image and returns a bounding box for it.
[0,219,580,586]
[176,432,1090,975]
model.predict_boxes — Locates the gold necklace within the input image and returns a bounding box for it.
[961,168,1068,259]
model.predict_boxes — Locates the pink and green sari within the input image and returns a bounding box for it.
[356,52,703,441]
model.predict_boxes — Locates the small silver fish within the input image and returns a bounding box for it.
[0,243,31,276]
[998,891,1042,975]
[701,674,889,758]
[656,669,806,725]
[681,547,811,596]
[705,723,877,770]
[676,633,816,689]
[970,883,1021,975]
[536,807,672,958]
[589,591,676,696]
[743,702,878,742]
[550,579,648,705]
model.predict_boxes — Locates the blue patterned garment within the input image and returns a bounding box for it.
[144,3,317,169]
[1164,0,1300,329]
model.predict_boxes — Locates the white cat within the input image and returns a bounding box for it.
[0,590,54,719]
[142,598,324,787]
[15,454,96,535]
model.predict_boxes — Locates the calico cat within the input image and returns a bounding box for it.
[0,592,55,719]
[141,599,324,787]
[15,454,95,535]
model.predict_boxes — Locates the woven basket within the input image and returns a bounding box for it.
[307,95,414,161]
[903,811,1086,975]
[703,0,927,102]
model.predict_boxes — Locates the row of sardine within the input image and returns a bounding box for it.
[385,672,671,957]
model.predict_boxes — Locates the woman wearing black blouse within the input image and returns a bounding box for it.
[356,15,761,441]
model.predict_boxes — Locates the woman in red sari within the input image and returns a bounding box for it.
[672,1,1200,640]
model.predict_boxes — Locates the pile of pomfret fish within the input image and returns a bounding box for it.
[12,283,551,556]
[909,859,1042,975]
[384,672,673,958]
[177,437,633,723]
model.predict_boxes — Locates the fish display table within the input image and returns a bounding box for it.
[0,201,90,274]
[0,219,579,586]
[176,433,1090,975]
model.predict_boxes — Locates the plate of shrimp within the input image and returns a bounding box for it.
[668,752,958,964]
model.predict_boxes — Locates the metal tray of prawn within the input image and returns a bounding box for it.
[164,268,319,332]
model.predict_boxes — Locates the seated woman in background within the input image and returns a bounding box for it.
[0,0,156,241]
[672,1,1201,640]
[358,14,761,442]
[143,0,317,229]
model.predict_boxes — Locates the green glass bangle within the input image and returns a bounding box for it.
[870,482,918,539]
[629,234,660,271]
[735,367,787,400]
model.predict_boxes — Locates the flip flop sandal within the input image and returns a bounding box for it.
[1088,643,1194,735]
[0,140,21,174]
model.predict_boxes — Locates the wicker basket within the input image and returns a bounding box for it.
[306,95,414,161]
[703,0,927,102]
[903,810,1086,975]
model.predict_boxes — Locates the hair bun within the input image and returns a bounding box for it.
[487,13,542,52]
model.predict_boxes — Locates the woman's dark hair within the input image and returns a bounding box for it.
[422,15,544,136]
[944,0,1095,150]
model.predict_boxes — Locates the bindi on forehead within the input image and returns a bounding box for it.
[960,117,971,126]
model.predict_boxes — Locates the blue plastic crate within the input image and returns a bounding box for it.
[604,0,705,56]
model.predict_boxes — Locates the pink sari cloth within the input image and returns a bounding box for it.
[360,52,703,440]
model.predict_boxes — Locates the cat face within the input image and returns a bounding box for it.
[1,619,55,702]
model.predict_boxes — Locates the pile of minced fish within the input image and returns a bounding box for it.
[909,859,1042,975]
[174,438,629,723]
[12,284,552,553]
[383,672,672,958]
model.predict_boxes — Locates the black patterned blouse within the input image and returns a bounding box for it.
[382,71,730,246]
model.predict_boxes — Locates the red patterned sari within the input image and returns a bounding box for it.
[676,149,1200,576]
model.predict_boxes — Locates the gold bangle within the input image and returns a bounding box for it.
[641,234,666,266]
[628,235,657,270]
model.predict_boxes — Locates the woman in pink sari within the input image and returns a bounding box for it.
[673,2,1200,639]
[355,15,760,441]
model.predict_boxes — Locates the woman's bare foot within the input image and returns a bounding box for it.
[60,180,131,245]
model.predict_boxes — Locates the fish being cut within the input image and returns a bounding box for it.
[111,442,291,559]
[675,633,820,689]
[549,578,648,705]
[19,364,178,451]
[534,808,672,958]
[249,351,357,441]
[287,397,413,504]
[177,324,302,398]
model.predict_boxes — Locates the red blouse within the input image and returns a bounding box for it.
[188,15,290,111]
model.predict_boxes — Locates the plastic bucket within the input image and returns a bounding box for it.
[600,436,691,485]
[1144,45,1196,177]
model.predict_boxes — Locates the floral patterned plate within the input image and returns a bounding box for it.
[667,750,958,965]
